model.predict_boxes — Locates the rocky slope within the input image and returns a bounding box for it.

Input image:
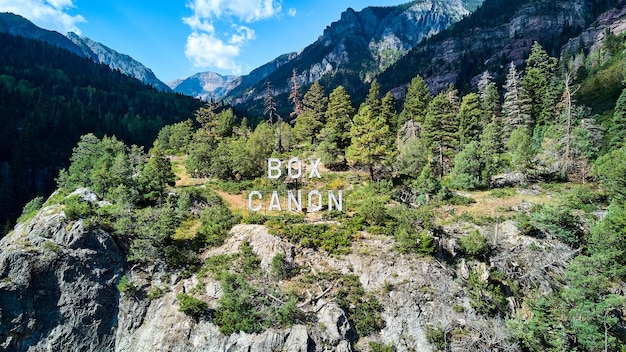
[0,186,582,351]
[379,0,614,94]
[219,0,481,114]
[67,33,171,91]
[168,72,238,101]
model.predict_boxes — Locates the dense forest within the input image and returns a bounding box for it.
[0,33,203,229]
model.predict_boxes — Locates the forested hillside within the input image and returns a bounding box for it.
[0,32,202,231]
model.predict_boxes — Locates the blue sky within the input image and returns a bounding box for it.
[0,0,407,82]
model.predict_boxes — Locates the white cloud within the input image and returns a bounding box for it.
[186,0,282,23]
[229,25,255,45]
[287,8,296,17]
[185,31,242,74]
[0,0,85,34]
[183,0,283,73]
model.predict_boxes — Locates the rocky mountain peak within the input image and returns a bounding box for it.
[66,32,171,91]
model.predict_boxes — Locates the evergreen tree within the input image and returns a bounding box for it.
[398,74,431,127]
[380,92,397,132]
[346,105,395,180]
[364,79,382,117]
[294,81,327,145]
[450,141,483,190]
[478,71,500,126]
[502,62,529,140]
[521,42,558,130]
[479,117,506,185]
[263,81,279,126]
[506,127,534,173]
[317,86,355,169]
[608,88,626,149]
[458,92,483,145]
[138,144,175,204]
[423,92,459,177]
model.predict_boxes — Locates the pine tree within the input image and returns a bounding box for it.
[506,127,534,173]
[502,62,529,140]
[346,105,395,180]
[479,117,506,185]
[294,81,327,145]
[423,92,459,177]
[521,42,558,130]
[399,74,431,127]
[450,141,483,190]
[608,88,626,149]
[263,81,279,126]
[458,92,483,146]
[380,92,397,132]
[317,86,355,169]
[364,79,382,117]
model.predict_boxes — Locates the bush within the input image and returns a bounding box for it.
[117,275,138,294]
[17,196,45,223]
[177,293,209,318]
[336,275,385,337]
[530,205,586,247]
[63,195,94,220]
[459,229,491,258]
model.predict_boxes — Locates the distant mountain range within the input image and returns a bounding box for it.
[169,0,483,106]
[0,12,170,91]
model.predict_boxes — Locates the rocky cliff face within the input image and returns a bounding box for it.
[67,33,171,92]
[223,0,481,112]
[0,189,126,351]
[168,72,238,101]
[380,0,606,94]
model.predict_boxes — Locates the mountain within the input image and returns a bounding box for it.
[67,32,171,91]
[0,30,201,232]
[168,71,238,101]
[378,0,621,95]
[0,13,170,91]
[221,0,482,116]
[0,12,85,57]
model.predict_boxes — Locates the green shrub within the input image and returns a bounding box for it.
[467,269,508,316]
[194,203,240,249]
[147,286,165,300]
[117,275,138,294]
[18,196,45,223]
[530,205,586,247]
[459,229,491,258]
[63,195,93,220]
[242,212,269,224]
[336,275,385,337]
[271,252,298,279]
[489,188,516,198]
[369,342,395,352]
[177,293,209,318]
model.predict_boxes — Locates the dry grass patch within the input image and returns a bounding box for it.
[443,188,557,221]
[170,155,208,187]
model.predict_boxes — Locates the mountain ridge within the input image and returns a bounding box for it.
[0,12,170,91]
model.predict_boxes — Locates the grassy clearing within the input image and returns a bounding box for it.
[441,188,557,222]
[170,155,208,187]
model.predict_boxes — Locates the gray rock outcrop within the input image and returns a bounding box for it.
[0,191,126,351]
